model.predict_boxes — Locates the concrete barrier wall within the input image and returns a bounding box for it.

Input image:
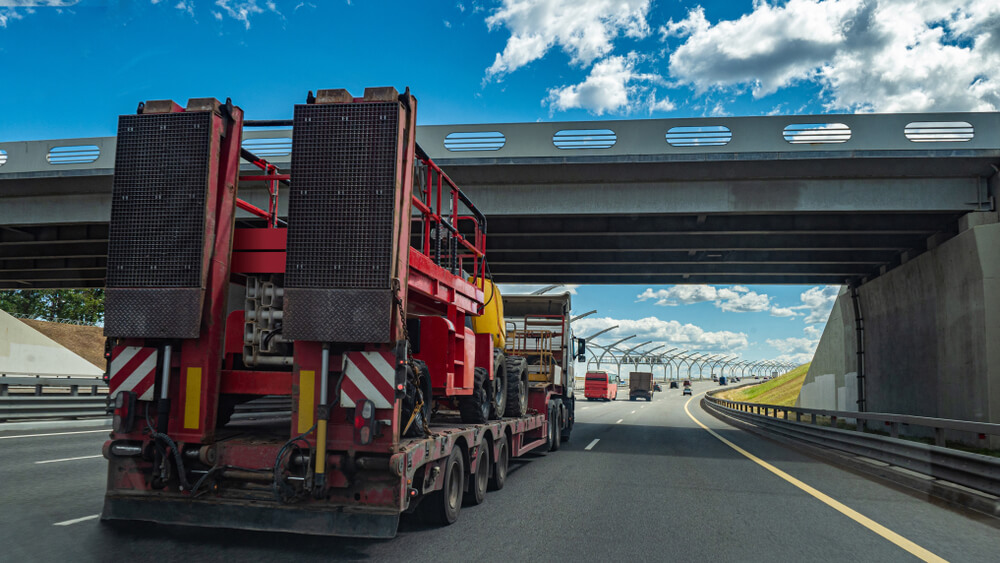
[801,221,1000,428]
[0,309,103,376]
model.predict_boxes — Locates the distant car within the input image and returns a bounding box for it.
[719,376,728,385]
[669,381,679,389]
[711,376,718,381]
[682,387,692,396]
[682,380,691,387]
[654,383,662,392]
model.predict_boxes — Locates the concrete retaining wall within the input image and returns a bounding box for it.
[801,221,1000,431]
[0,309,103,376]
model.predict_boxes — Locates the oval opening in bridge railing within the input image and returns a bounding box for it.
[443,131,506,151]
[783,123,851,144]
[552,129,617,149]
[0,149,7,167]
[46,144,101,164]
[241,137,292,157]
[904,121,974,142]
[665,125,732,147]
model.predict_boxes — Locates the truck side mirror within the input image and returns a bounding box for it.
[576,338,586,362]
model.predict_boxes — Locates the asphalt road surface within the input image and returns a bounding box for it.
[2,381,998,562]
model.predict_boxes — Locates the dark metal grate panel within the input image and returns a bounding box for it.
[106,111,213,289]
[285,102,399,290]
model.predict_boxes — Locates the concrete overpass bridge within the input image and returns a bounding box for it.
[1,112,997,288]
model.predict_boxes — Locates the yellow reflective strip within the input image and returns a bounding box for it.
[183,368,202,430]
[298,370,315,433]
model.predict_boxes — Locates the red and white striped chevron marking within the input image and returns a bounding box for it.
[109,346,157,401]
[340,351,396,409]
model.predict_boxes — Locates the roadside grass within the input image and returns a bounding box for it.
[716,363,810,406]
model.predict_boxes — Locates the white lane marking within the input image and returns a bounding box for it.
[630,410,636,414]
[0,429,108,440]
[641,405,646,409]
[615,419,624,424]
[54,514,100,526]
[35,454,103,465]
[585,439,600,451]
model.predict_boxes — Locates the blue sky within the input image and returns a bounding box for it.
[2,0,997,369]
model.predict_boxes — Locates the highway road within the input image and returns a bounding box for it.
[1,381,997,562]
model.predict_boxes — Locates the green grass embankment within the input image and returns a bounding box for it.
[716,363,810,407]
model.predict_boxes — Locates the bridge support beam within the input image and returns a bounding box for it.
[801,213,1000,448]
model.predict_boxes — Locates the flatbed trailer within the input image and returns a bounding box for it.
[98,88,577,538]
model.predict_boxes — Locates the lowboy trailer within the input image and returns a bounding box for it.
[99,88,583,537]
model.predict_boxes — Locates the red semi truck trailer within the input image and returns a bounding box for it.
[99,88,583,537]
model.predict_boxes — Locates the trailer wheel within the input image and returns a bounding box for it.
[489,435,508,491]
[464,443,490,506]
[504,356,528,417]
[560,397,574,443]
[547,401,561,452]
[421,447,464,525]
[489,350,508,420]
[459,367,490,424]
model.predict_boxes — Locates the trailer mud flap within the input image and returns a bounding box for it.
[101,495,400,539]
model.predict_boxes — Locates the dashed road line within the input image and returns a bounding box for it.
[615,419,623,424]
[630,410,636,414]
[585,439,600,451]
[35,455,103,465]
[54,514,100,526]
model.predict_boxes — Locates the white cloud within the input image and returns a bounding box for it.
[0,1,77,5]
[575,315,749,353]
[637,285,771,313]
[803,325,823,339]
[175,1,194,17]
[662,0,1000,112]
[770,306,801,318]
[767,324,824,365]
[798,285,840,324]
[546,54,662,115]
[484,0,651,80]
[444,19,452,28]
[214,0,278,29]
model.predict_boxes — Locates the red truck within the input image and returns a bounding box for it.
[584,371,617,401]
[99,88,583,537]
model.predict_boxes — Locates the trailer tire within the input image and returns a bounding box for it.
[560,397,574,443]
[459,367,490,424]
[504,356,528,418]
[489,435,508,491]
[489,350,508,420]
[547,401,561,452]
[464,443,490,506]
[421,446,464,525]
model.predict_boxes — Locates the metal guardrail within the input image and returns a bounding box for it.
[703,393,1000,498]
[0,375,106,397]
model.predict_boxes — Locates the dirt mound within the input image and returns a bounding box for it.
[20,319,105,369]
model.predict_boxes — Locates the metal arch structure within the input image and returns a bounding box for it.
[2,111,1000,288]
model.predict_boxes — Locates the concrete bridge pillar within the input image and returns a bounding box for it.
[801,213,1000,448]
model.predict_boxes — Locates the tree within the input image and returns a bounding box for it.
[0,289,104,325]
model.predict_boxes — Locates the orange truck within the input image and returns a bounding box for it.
[584,371,617,401]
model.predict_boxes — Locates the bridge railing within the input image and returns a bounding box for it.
[703,392,1000,499]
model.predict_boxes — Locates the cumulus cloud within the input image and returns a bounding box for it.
[803,325,823,339]
[546,53,664,115]
[662,0,1000,112]
[768,323,824,365]
[637,285,771,313]
[770,306,801,318]
[575,315,749,352]
[484,0,651,80]
[798,285,840,324]
[1,1,73,28]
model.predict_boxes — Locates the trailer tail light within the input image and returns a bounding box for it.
[112,391,136,434]
[355,399,376,445]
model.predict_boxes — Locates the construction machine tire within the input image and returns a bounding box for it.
[401,360,432,437]
[489,350,508,420]
[489,434,509,491]
[459,367,490,424]
[560,396,574,443]
[464,442,490,506]
[504,356,529,418]
[418,446,464,525]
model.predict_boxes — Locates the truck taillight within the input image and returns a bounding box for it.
[354,400,375,445]
[112,391,136,434]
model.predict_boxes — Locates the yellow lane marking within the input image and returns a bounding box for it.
[298,370,315,433]
[683,393,948,563]
[183,368,202,430]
